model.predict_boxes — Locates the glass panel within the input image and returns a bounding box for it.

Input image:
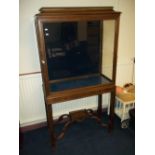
[42,20,116,92]
[43,21,101,81]
[50,75,111,92]
[101,20,115,80]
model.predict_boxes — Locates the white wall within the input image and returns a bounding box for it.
[116,0,135,85]
[19,0,135,126]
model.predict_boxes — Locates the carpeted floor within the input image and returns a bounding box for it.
[19,114,135,155]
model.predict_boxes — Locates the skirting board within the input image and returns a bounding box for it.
[20,108,108,133]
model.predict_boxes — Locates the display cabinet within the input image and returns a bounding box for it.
[35,7,121,148]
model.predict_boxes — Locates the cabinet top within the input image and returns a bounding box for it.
[36,7,121,16]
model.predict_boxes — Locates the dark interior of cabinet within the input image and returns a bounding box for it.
[43,21,102,81]
[35,7,121,95]
[50,75,111,92]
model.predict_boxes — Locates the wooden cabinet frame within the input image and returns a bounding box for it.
[35,7,121,148]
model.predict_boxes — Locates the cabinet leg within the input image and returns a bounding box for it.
[109,90,115,131]
[97,94,102,118]
[45,104,56,148]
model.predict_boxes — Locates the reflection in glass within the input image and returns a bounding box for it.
[43,21,101,80]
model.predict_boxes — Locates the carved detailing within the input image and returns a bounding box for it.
[56,109,108,140]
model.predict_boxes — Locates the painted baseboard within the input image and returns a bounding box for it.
[21,108,108,132]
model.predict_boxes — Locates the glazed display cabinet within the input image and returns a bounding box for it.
[35,7,121,148]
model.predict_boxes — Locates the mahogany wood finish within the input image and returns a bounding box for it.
[56,109,108,140]
[97,94,102,118]
[35,7,121,148]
